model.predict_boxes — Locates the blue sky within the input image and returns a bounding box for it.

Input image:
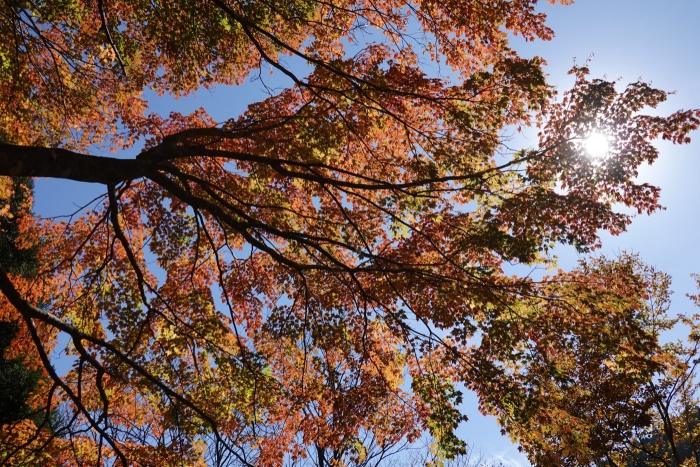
[32,0,700,464]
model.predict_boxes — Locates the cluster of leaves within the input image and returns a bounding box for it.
[0,176,37,275]
[0,0,699,466]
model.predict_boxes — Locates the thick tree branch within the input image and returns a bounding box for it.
[0,143,151,184]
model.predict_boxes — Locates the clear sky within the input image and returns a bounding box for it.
[32,1,700,465]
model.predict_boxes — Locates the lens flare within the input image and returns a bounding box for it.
[584,132,610,160]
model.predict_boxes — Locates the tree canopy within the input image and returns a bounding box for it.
[0,0,699,465]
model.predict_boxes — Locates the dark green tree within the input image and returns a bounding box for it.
[0,321,41,425]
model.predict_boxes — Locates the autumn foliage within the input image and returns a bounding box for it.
[0,0,699,465]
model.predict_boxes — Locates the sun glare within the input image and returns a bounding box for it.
[584,132,611,160]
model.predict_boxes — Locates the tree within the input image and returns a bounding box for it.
[0,0,698,465]
[587,274,700,467]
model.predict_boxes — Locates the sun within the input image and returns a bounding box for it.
[584,132,611,160]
